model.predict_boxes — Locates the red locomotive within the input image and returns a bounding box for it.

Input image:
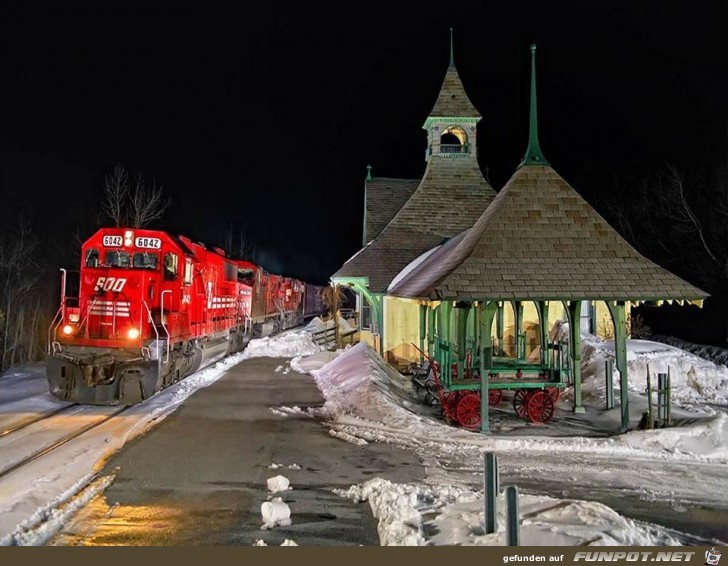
[47,228,325,404]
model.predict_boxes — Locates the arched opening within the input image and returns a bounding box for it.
[439,126,468,154]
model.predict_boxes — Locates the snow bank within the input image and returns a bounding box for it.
[582,336,728,407]
[338,478,680,546]
[242,330,324,360]
[305,316,355,334]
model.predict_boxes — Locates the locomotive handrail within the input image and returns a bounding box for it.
[160,290,171,363]
[142,301,162,379]
[47,306,63,354]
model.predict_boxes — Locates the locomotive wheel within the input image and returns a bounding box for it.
[455,393,482,429]
[513,389,531,419]
[546,387,561,403]
[526,390,555,423]
[488,389,503,406]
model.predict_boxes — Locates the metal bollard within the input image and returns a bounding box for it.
[484,452,498,534]
[658,372,667,426]
[605,360,614,409]
[506,486,520,546]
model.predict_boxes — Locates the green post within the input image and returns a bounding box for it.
[607,301,629,433]
[418,304,427,363]
[440,301,453,387]
[567,300,585,414]
[456,303,470,379]
[479,301,497,433]
[537,301,549,365]
[512,301,523,358]
[427,305,436,357]
[496,302,504,354]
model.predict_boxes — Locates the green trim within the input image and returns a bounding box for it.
[520,44,549,167]
[422,116,481,129]
[566,300,585,414]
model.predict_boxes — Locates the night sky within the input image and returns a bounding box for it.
[1,4,726,284]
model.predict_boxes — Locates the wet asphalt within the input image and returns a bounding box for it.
[63,357,424,546]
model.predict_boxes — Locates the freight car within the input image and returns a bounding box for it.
[47,228,324,405]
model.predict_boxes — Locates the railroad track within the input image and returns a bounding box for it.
[0,406,131,481]
[0,404,80,439]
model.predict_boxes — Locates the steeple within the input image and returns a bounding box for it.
[449,27,455,68]
[521,44,549,166]
[423,30,482,161]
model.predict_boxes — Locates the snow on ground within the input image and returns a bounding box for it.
[338,478,680,546]
[0,352,247,545]
[267,475,291,493]
[304,315,355,335]
[260,497,292,530]
[581,334,728,407]
[652,334,728,368]
[287,340,728,544]
[241,329,324,361]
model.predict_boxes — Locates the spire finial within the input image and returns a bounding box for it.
[521,43,549,167]
[366,164,372,181]
[449,28,455,68]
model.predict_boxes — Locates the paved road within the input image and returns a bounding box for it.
[55,357,424,546]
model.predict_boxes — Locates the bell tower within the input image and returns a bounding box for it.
[423,29,482,162]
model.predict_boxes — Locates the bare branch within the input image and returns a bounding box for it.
[101,164,129,227]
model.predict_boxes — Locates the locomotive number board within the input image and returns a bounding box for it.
[135,237,162,249]
[102,235,123,247]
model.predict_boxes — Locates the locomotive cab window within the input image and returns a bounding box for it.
[183,259,193,285]
[133,252,158,270]
[163,253,178,281]
[105,250,131,268]
[85,248,100,268]
[237,268,255,285]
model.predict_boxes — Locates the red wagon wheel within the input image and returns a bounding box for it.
[513,389,531,419]
[527,390,555,423]
[442,391,461,422]
[488,389,503,406]
[455,393,482,429]
[546,387,561,403]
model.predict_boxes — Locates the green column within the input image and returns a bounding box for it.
[418,304,427,363]
[456,303,470,379]
[479,301,498,433]
[439,301,453,387]
[496,302,504,354]
[427,305,436,357]
[607,301,629,433]
[537,301,549,365]
[567,300,585,414]
[512,301,523,358]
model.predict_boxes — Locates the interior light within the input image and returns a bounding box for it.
[62,324,74,336]
[127,328,140,340]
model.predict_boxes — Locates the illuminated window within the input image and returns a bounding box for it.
[440,126,468,154]
[184,259,193,285]
[163,253,178,281]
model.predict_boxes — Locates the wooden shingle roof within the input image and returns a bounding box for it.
[333,156,496,292]
[429,66,481,118]
[365,177,420,242]
[389,165,708,301]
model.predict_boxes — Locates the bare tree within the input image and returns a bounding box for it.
[128,172,171,228]
[100,164,171,228]
[224,223,257,260]
[101,164,129,227]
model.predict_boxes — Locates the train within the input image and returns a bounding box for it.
[47,227,326,405]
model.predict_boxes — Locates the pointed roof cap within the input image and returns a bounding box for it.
[521,44,548,166]
[428,30,481,119]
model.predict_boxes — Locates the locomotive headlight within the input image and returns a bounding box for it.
[127,328,140,340]
[124,230,134,247]
[62,324,74,336]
